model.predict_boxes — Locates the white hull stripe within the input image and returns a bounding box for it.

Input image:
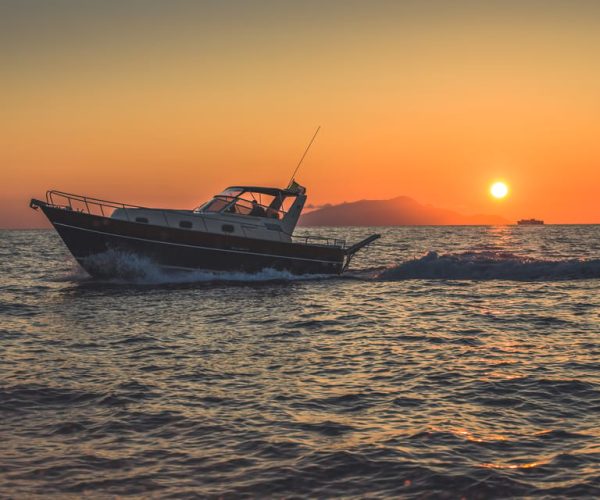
[54,222,340,265]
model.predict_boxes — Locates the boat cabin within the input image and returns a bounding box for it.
[111,184,307,243]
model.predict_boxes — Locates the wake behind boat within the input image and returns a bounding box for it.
[30,182,379,278]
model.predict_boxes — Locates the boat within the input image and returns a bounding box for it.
[30,182,380,278]
[517,219,544,225]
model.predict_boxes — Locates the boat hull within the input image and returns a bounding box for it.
[31,201,346,278]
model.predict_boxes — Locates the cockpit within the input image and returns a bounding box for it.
[194,186,299,219]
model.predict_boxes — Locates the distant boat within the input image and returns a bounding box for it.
[30,181,380,278]
[517,218,544,225]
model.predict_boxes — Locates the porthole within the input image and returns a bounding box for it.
[179,220,192,229]
[222,224,234,233]
[135,217,149,223]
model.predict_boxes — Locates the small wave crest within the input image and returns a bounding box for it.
[74,250,332,285]
[379,251,600,281]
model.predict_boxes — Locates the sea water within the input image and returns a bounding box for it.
[1,226,599,497]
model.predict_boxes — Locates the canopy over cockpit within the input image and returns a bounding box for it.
[226,185,304,197]
[195,184,306,223]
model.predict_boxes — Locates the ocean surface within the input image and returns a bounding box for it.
[1,226,599,498]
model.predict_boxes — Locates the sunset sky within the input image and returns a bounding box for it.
[2,0,600,227]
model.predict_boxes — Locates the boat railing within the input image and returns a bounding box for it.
[47,190,140,213]
[45,190,189,228]
[45,190,150,221]
[292,234,346,248]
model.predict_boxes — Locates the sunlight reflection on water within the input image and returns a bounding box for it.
[1,227,599,497]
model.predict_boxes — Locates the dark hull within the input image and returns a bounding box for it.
[32,201,346,278]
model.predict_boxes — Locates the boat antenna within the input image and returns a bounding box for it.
[288,126,320,186]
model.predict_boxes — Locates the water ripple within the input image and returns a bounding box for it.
[1,228,599,497]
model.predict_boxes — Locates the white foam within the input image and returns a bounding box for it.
[379,250,600,281]
[74,249,333,285]
[67,249,600,285]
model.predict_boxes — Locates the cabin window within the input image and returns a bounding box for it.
[179,220,192,229]
[135,217,149,223]
[222,224,234,233]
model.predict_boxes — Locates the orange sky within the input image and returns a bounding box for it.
[2,0,600,227]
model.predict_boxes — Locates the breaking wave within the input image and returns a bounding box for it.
[74,250,332,284]
[379,251,600,281]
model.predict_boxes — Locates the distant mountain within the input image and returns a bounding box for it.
[299,196,508,226]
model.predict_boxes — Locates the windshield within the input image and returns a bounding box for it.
[194,188,296,218]
[201,196,236,213]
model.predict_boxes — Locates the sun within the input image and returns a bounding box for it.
[490,181,509,199]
